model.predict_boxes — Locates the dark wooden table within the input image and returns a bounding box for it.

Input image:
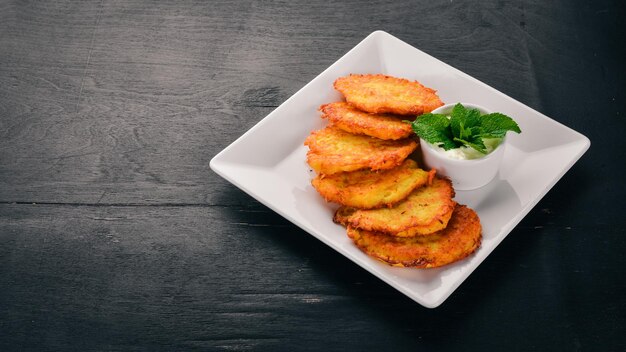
[1,0,624,350]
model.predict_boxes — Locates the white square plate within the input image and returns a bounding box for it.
[210,31,590,308]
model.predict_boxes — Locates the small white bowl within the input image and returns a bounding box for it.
[419,103,506,190]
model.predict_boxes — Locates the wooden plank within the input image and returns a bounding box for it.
[0,0,541,205]
[0,203,389,349]
[1,203,624,350]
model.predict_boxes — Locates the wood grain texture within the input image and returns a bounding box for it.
[2,203,623,351]
[1,0,625,351]
[1,0,550,205]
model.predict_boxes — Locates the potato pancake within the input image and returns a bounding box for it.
[311,159,435,209]
[304,126,417,175]
[333,74,444,116]
[334,176,456,236]
[320,102,413,140]
[347,205,482,268]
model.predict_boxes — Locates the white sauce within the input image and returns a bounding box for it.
[430,138,502,160]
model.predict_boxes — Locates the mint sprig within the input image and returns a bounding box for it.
[411,103,521,154]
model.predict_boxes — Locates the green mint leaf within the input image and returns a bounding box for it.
[460,125,479,141]
[465,108,481,128]
[450,103,482,141]
[449,103,465,138]
[411,113,457,150]
[479,112,522,138]
[411,103,522,154]
[454,134,487,154]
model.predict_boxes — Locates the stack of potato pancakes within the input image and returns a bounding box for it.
[305,74,482,268]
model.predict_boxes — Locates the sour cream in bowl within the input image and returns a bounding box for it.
[414,103,520,190]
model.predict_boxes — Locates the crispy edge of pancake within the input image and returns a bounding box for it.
[333,177,456,235]
[311,159,436,209]
[346,205,482,268]
[319,102,413,140]
[333,74,444,115]
[304,126,417,175]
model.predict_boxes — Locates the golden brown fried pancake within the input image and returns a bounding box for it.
[304,126,417,175]
[334,177,456,236]
[347,205,482,268]
[320,102,413,140]
[311,159,435,209]
[333,74,444,116]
